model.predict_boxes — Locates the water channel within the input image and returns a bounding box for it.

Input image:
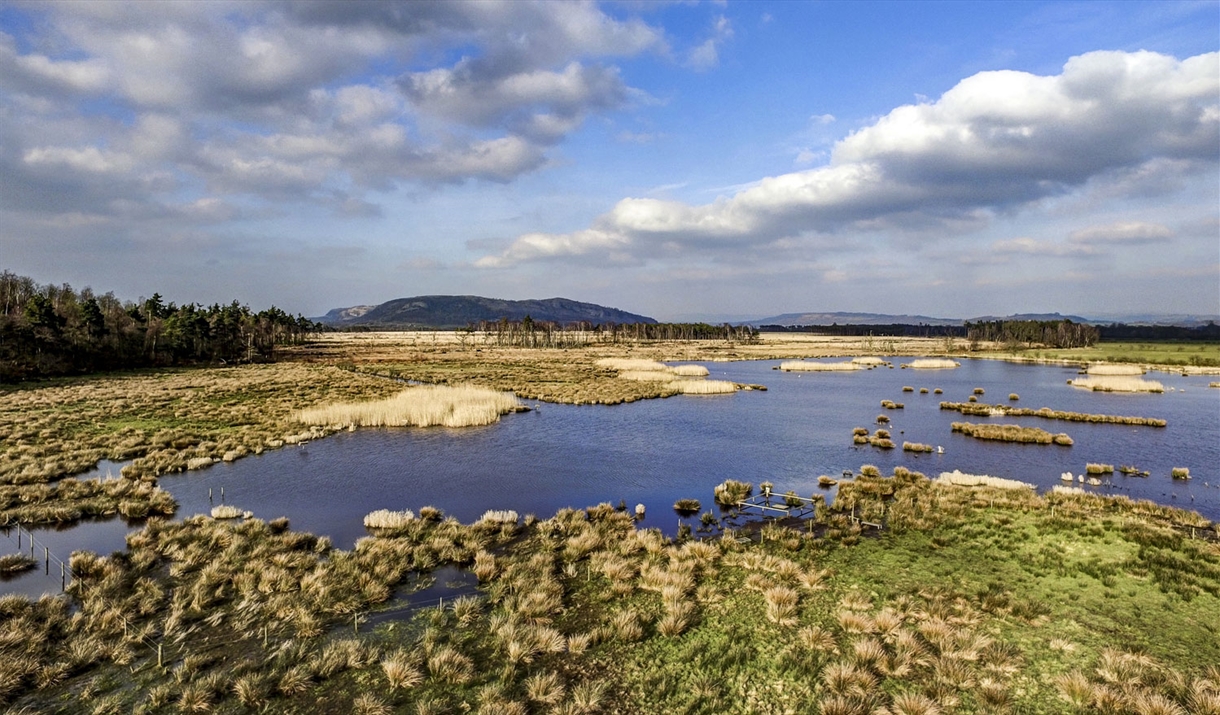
[4,358,1217,598]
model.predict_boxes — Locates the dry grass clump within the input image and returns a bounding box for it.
[210,504,248,519]
[818,476,839,487]
[669,364,710,377]
[714,479,753,505]
[937,470,1035,490]
[364,509,415,529]
[673,499,701,515]
[666,380,736,395]
[880,400,904,409]
[902,386,915,392]
[903,442,934,453]
[1086,364,1144,375]
[950,421,1072,446]
[0,553,36,574]
[852,357,887,366]
[1085,464,1114,475]
[1069,376,1164,393]
[1210,382,1220,388]
[1171,467,1190,480]
[780,360,860,371]
[479,510,519,525]
[907,358,960,369]
[296,385,522,428]
[973,387,985,395]
[1008,393,1019,401]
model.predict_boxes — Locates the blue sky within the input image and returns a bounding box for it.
[1,1,1216,321]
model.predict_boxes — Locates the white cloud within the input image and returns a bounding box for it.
[685,15,732,71]
[480,49,1219,267]
[1069,221,1173,245]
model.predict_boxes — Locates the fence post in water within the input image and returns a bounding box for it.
[354,612,358,635]
[15,524,19,549]
[60,562,65,591]
[44,547,49,574]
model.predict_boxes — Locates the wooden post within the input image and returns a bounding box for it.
[45,547,49,574]
[353,612,358,635]
[157,644,163,668]
[15,524,20,549]
[61,562,65,591]
[208,488,213,502]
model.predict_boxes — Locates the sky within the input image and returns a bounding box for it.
[1,1,1217,322]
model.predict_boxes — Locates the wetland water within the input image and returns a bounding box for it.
[4,358,1218,597]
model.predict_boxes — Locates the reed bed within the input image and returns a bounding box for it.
[364,509,415,529]
[906,358,960,369]
[1069,376,1164,393]
[902,442,934,453]
[296,385,522,428]
[669,364,710,377]
[594,358,669,372]
[666,380,736,395]
[1085,463,1114,475]
[1086,364,1144,375]
[951,421,1073,445]
[939,402,1167,427]
[779,360,860,371]
[851,357,888,366]
[936,470,1035,490]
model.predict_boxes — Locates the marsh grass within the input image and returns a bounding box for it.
[852,357,888,366]
[617,370,676,382]
[940,401,1167,427]
[1087,364,1145,375]
[364,509,415,529]
[936,470,1035,490]
[296,385,522,428]
[667,380,736,395]
[907,359,960,369]
[902,442,934,453]
[669,364,710,377]
[1172,467,1190,480]
[0,553,36,574]
[1069,376,1165,393]
[1086,464,1115,475]
[780,361,860,372]
[950,421,1073,446]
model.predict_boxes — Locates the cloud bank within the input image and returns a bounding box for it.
[478,50,1218,268]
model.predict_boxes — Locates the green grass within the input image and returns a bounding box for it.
[1012,340,1220,367]
[5,474,1216,714]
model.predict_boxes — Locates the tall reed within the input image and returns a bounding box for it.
[1069,376,1164,393]
[296,385,522,428]
[779,361,860,372]
[667,380,736,395]
[907,359,960,369]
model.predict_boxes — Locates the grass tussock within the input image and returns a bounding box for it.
[907,358,961,369]
[296,385,522,428]
[951,421,1073,446]
[210,504,249,519]
[714,479,753,505]
[779,361,860,372]
[364,509,416,529]
[1172,467,1191,480]
[1069,376,1165,393]
[666,380,736,395]
[851,357,888,366]
[1086,364,1145,375]
[1085,464,1115,476]
[1009,393,1019,401]
[903,442,934,453]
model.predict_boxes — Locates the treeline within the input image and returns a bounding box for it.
[1,270,318,381]
[760,323,967,337]
[1098,322,1220,341]
[469,317,758,347]
[964,319,1099,349]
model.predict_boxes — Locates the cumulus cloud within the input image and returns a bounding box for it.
[0,0,665,226]
[479,49,1219,267]
[685,15,733,71]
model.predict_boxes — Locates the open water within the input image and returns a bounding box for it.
[4,358,1217,598]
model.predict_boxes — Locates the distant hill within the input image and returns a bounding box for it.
[315,295,656,328]
[746,311,1104,327]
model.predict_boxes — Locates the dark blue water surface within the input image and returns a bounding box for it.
[4,358,1217,597]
